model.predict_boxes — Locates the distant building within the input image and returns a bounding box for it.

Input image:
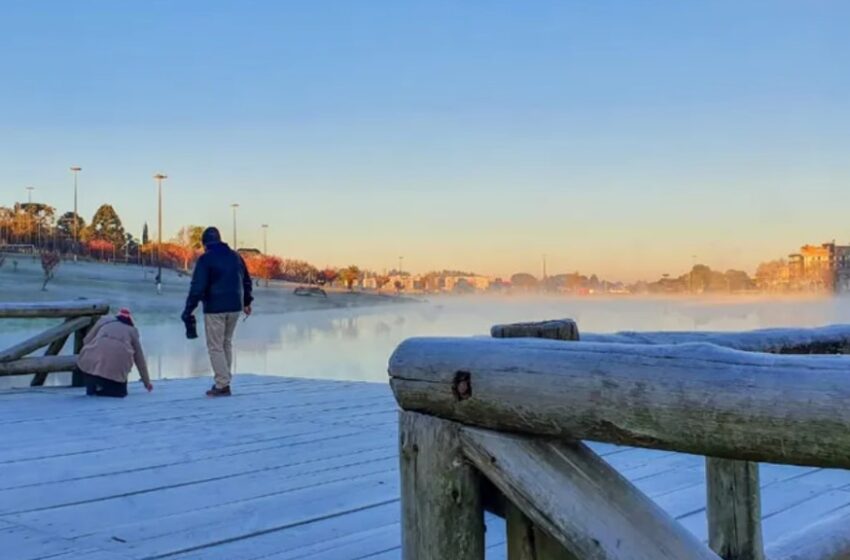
[794,242,850,293]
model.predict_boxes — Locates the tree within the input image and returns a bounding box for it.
[317,268,339,285]
[172,226,205,270]
[376,275,391,290]
[41,252,60,291]
[510,273,538,290]
[88,239,115,261]
[339,265,361,290]
[56,212,86,245]
[142,222,149,245]
[90,204,126,250]
[245,255,283,287]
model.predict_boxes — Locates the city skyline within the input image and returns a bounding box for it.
[1,1,848,281]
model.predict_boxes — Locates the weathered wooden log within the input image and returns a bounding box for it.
[0,355,78,376]
[460,427,719,560]
[583,325,850,354]
[494,318,580,559]
[399,411,484,560]
[69,318,97,388]
[31,331,74,386]
[764,506,850,560]
[0,300,109,319]
[506,502,577,560]
[0,316,91,363]
[706,458,764,560]
[491,320,580,342]
[389,337,850,468]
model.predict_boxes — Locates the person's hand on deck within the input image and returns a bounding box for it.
[144,381,154,392]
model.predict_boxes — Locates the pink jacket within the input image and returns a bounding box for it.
[77,317,151,385]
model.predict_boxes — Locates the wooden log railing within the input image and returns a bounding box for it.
[390,319,850,560]
[0,300,109,386]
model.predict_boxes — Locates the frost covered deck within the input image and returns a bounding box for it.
[3,374,850,560]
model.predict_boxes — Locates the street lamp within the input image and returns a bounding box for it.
[25,187,36,248]
[70,166,82,258]
[261,224,269,254]
[154,173,168,294]
[231,204,240,248]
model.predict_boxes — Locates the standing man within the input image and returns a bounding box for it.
[182,227,253,397]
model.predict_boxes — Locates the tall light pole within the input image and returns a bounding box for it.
[154,173,167,294]
[231,204,240,248]
[25,187,35,248]
[70,166,82,258]
[398,256,404,275]
[261,224,269,254]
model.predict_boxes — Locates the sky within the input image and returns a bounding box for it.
[0,0,848,281]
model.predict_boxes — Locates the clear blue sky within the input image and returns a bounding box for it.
[1,0,848,280]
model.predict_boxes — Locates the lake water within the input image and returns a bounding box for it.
[2,295,849,389]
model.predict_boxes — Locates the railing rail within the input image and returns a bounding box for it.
[390,319,850,560]
[0,300,109,386]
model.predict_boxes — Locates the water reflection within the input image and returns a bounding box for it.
[1,296,848,389]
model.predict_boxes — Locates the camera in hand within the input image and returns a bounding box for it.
[183,314,198,339]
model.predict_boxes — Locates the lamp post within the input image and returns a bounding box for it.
[25,187,35,248]
[231,204,240,248]
[154,173,168,294]
[70,167,82,259]
[261,224,269,254]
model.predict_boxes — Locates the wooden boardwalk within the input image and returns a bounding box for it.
[2,374,850,559]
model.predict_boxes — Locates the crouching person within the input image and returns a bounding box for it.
[76,308,153,398]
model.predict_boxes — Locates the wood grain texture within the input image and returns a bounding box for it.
[460,426,719,560]
[390,337,850,467]
[706,458,764,560]
[0,300,109,319]
[399,411,484,560]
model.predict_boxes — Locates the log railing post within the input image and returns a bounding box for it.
[706,457,764,560]
[70,318,95,388]
[399,411,484,560]
[493,319,580,560]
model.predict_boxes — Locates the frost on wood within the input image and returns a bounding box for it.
[583,324,850,354]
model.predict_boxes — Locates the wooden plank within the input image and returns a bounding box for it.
[0,316,90,363]
[706,458,764,560]
[0,300,109,319]
[765,504,850,560]
[0,355,77,377]
[399,411,484,560]
[459,426,719,560]
[491,320,579,341]
[389,337,850,468]
[582,324,850,354]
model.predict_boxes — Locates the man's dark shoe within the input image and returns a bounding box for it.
[206,385,232,397]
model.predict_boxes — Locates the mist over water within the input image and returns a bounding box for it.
[3,295,848,389]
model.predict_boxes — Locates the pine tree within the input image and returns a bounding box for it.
[90,204,126,249]
[142,222,149,245]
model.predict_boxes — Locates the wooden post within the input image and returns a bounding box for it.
[30,332,72,387]
[495,320,580,560]
[706,458,764,560]
[507,502,577,560]
[71,319,94,388]
[399,411,484,560]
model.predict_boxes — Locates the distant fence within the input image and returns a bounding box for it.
[0,300,109,386]
[390,319,850,560]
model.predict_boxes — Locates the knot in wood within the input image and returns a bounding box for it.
[452,371,472,401]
